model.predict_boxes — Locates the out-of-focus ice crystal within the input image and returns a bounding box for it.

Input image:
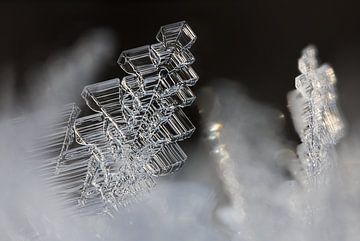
[35,21,198,214]
[288,45,345,184]
[33,103,80,174]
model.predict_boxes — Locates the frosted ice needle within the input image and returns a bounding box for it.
[288,45,345,185]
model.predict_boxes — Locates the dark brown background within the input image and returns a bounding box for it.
[1,0,360,142]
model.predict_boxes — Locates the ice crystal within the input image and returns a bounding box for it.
[288,45,345,184]
[36,21,198,214]
[33,103,81,175]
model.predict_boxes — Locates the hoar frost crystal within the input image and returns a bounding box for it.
[36,21,198,215]
[288,45,345,185]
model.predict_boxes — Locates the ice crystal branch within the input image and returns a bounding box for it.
[288,45,345,184]
[35,21,198,214]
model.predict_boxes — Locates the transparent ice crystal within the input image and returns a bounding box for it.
[36,21,198,214]
[289,45,345,184]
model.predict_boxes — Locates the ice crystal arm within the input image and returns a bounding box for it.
[36,21,198,214]
[34,103,80,174]
[288,45,345,183]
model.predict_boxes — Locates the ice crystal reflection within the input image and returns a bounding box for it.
[288,45,345,184]
[36,21,198,214]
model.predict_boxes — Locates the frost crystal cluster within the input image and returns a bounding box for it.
[289,46,345,183]
[36,21,198,214]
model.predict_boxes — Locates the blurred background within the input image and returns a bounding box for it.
[2,0,360,138]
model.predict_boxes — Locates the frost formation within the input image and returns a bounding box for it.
[36,21,198,214]
[288,45,345,184]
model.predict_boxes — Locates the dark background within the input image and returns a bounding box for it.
[1,0,360,142]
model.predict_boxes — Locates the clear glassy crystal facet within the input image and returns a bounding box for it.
[35,21,198,214]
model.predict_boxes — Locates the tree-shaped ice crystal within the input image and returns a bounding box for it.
[36,21,198,215]
[288,45,345,184]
